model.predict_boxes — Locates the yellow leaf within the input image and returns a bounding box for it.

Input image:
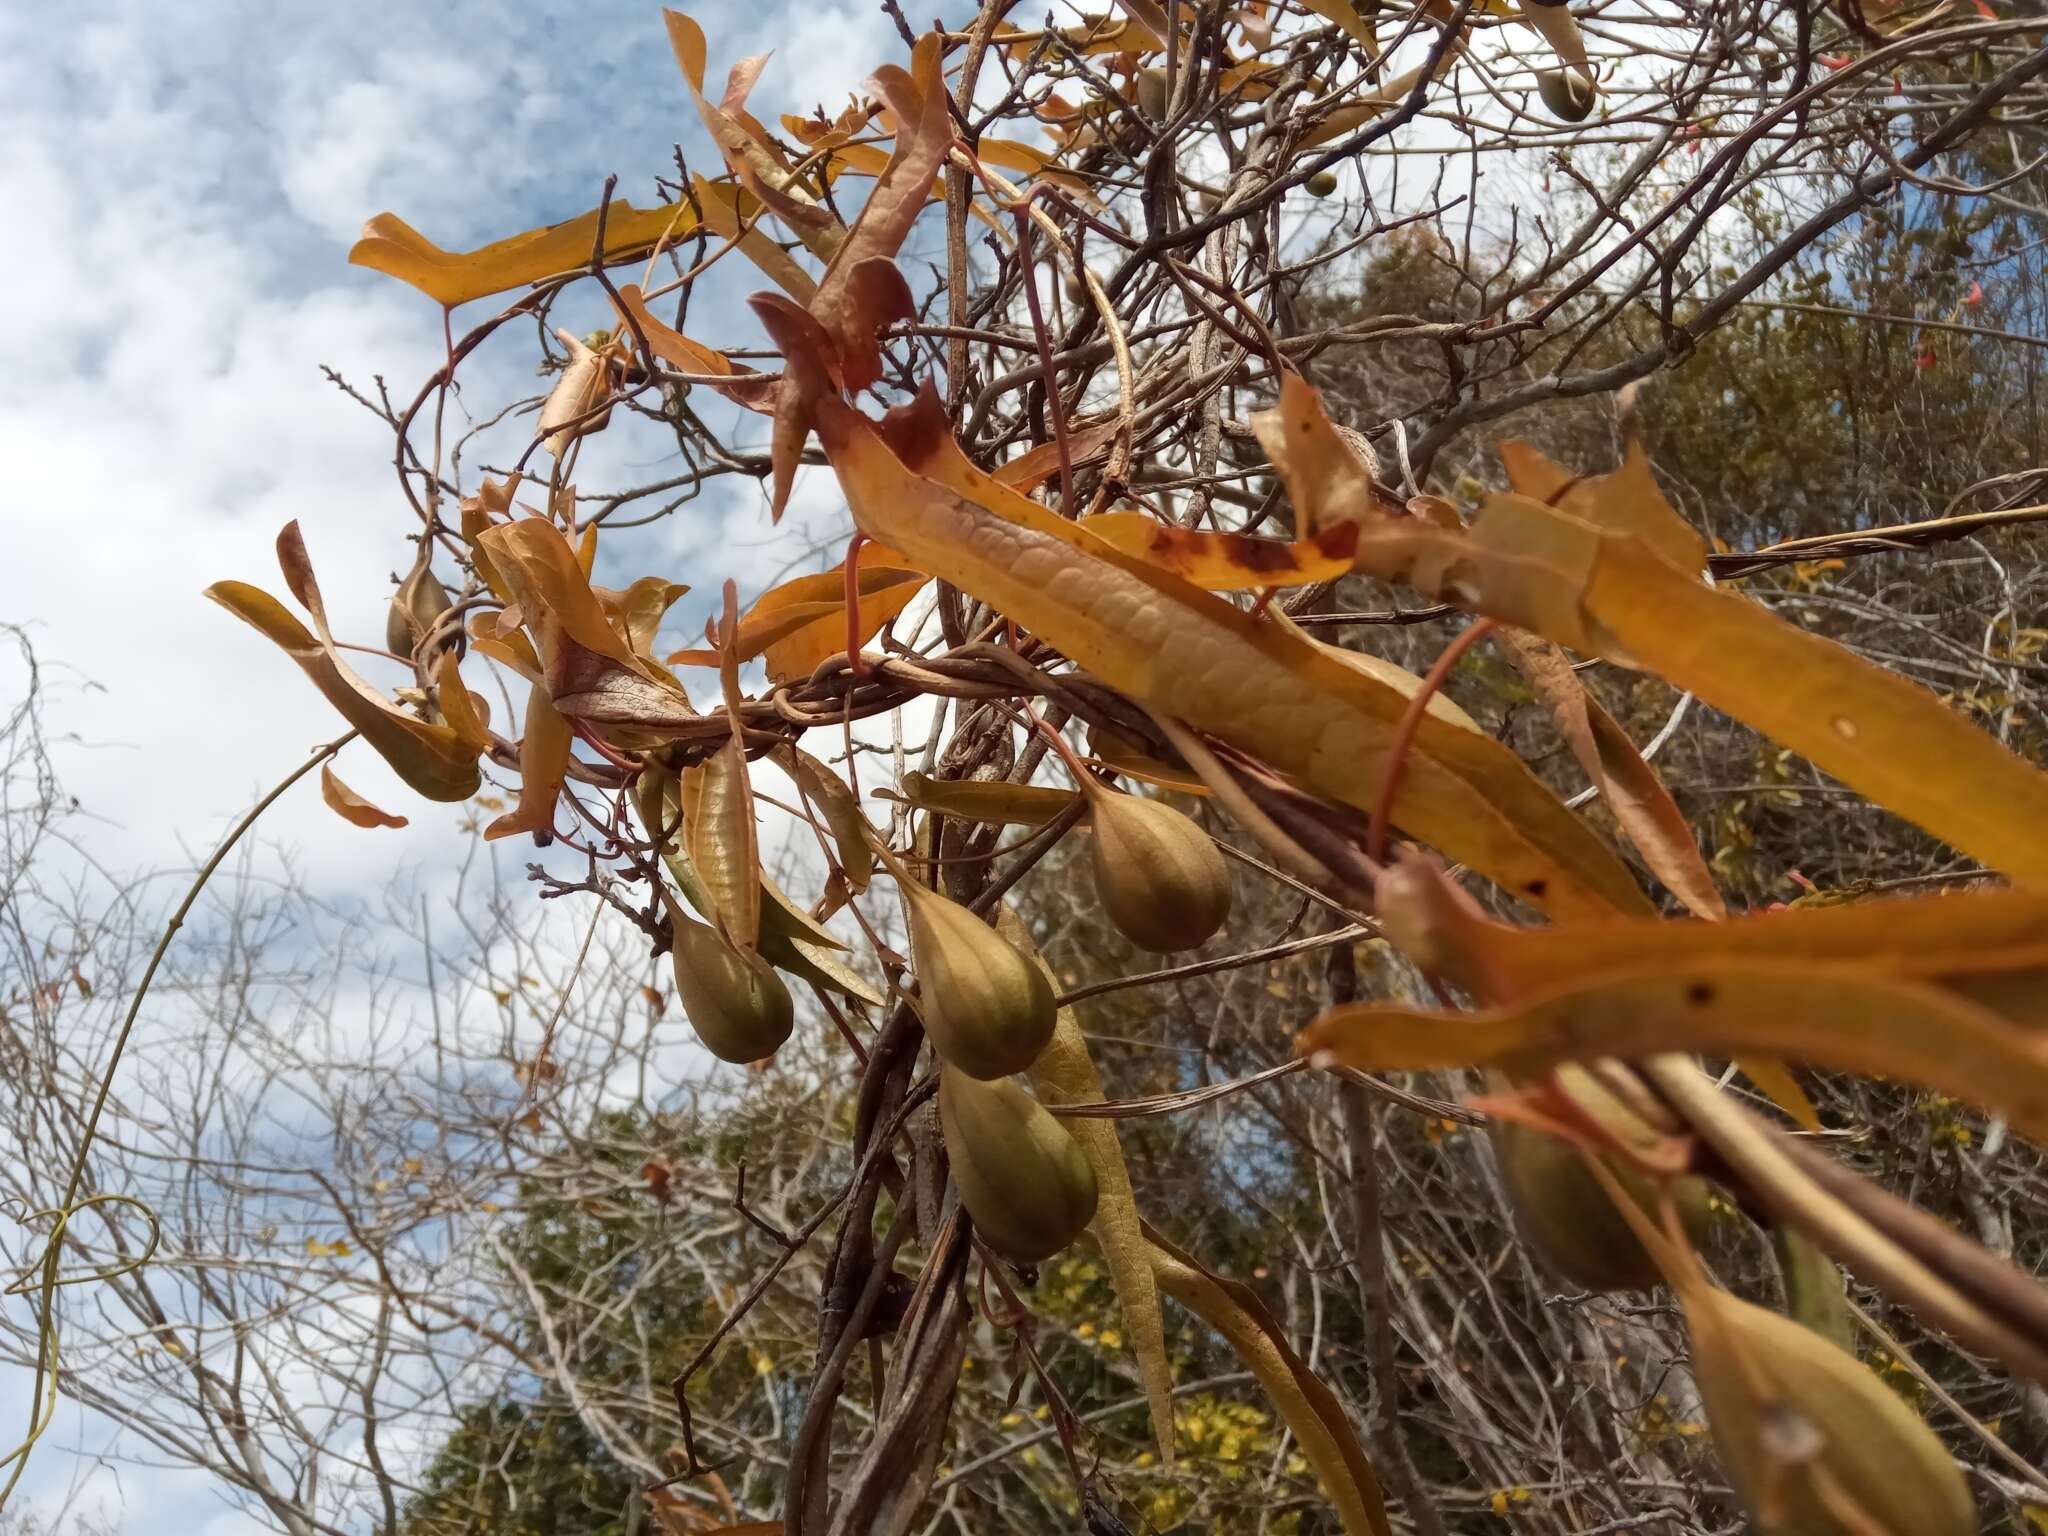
[682,736,761,949]
[320,764,409,829]
[349,202,700,309]
[615,283,776,412]
[1147,1227,1391,1536]
[484,684,572,842]
[885,771,1080,827]
[1300,961,2048,1146]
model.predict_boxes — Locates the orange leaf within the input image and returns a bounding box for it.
[485,685,573,842]
[350,203,699,309]
[615,284,775,412]
[994,422,1122,492]
[1079,510,1359,591]
[320,764,409,829]
[758,355,1643,918]
[208,525,486,802]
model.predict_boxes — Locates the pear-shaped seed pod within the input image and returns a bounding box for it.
[906,883,1056,1078]
[1087,786,1231,953]
[387,567,455,658]
[1305,170,1339,197]
[1064,268,1090,305]
[671,910,793,1064]
[1492,1064,1710,1291]
[940,1065,1098,1263]
[1135,67,1169,120]
[1687,1289,1974,1536]
[1537,68,1597,123]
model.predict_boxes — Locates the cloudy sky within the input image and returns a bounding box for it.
[0,1,934,1529]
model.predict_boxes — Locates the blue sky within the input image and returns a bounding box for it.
[0,3,926,1529]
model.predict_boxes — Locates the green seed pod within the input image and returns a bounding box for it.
[1135,67,1169,120]
[940,1065,1099,1263]
[1305,170,1340,197]
[1085,784,1231,952]
[1492,1064,1709,1291]
[1773,1226,1858,1354]
[905,882,1056,1078]
[387,565,454,658]
[670,909,793,1064]
[1537,68,1597,123]
[1686,1289,1974,1536]
[1065,267,1090,305]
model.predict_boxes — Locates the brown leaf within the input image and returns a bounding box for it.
[783,747,874,889]
[1079,510,1359,591]
[992,422,1122,492]
[476,519,698,731]
[807,31,948,384]
[484,685,572,842]
[320,764,410,829]
[615,283,776,412]
[538,330,617,458]
[884,771,1079,826]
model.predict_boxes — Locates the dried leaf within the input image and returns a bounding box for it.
[1296,0,1379,55]
[760,362,1643,919]
[476,519,698,731]
[683,737,761,950]
[207,526,486,802]
[993,422,1122,492]
[1495,627,1723,918]
[1300,963,2048,1145]
[485,685,573,841]
[596,576,691,662]
[691,175,819,301]
[783,747,874,889]
[885,771,1079,826]
[665,548,926,681]
[664,11,845,257]
[1578,528,2048,883]
[350,203,698,308]
[1078,510,1359,590]
[1147,1228,1391,1536]
[539,329,616,458]
[808,32,948,384]
[616,283,776,412]
[320,764,409,829]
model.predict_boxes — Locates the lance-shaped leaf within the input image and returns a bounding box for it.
[668,550,926,681]
[485,684,573,842]
[475,520,698,731]
[1268,378,2048,883]
[692,176,818,301]
[752,349,1645,918]
[998,909,1175,1466]
[1299,961,2048,1147]
[808,32,948,389]
[350,203,699,308]
[994,422,1122,493]
[320,765,408,829]
[615,283,776,412]
[1574,528,2048,884]
[682,740,761,948]
[781,747,874,890]
[595,576,691,663]
[1391,861,2048,1028]
[664,11,845,258]
[1250,375,1385,534]
[883,771,1080,826]
[1079,510,1360,591]
[1147,1228,1391,1536]
[1495,627,1723,919]
[1297,0,1379,54]
[207,525,486,802]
